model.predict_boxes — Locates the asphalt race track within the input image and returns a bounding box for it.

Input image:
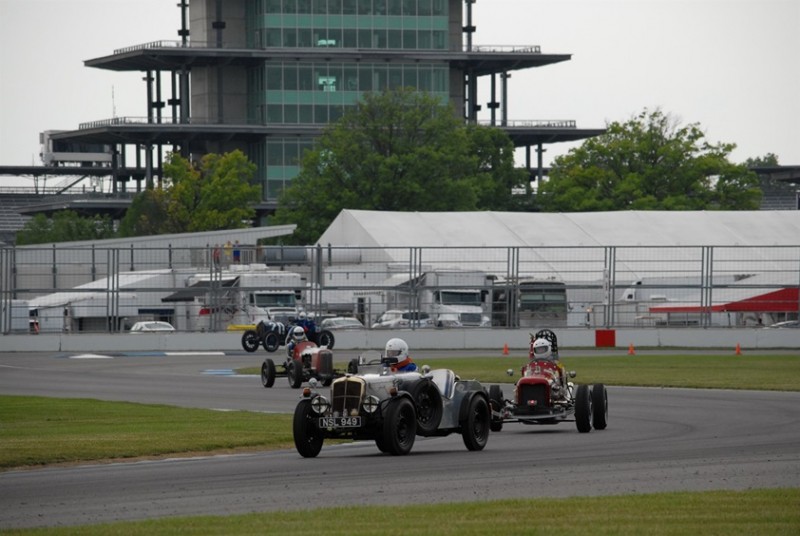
[1,350,799,529]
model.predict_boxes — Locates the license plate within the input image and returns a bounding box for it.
[319,416,362,428]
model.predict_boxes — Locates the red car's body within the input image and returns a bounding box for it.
[488,329,608,433]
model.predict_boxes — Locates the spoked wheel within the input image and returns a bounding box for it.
[575,384,593,433]
[293,399,324,458]
[381,397,417,455]
[287,360,303,389]
[264,332,280,353]
[408,380,443,436]
[260,358,276,388]
[488,385,504,432]
[461,395,490,451]
[591,383,608,430]
[241,330,259,353]
[317,330,335,349]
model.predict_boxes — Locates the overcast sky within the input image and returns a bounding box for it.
[1,0,798,186]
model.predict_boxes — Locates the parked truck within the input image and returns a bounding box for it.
[385,269,492,327]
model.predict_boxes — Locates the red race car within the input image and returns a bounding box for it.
[488,329,608,433]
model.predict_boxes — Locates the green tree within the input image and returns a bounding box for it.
[117,188,171,237]
[270,88,528,244]
[539,108,762,211]
[119,150,260,236]
[743,153,779,167]
[16,210,115,245]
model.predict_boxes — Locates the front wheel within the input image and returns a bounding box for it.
[287,360,303,389]
[293,399,324,458]
[488,385,504,432]
[461,395,490,451]
[381,397,417,455]
[264,332,280,353]
[575,384,593,433]
[241,330,259,353]
[591,383,608,430]
[261,358,276,388]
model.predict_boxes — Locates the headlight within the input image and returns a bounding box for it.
[310,395,330,415]
[362,395,380,414]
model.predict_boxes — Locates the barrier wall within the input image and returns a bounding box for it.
[1,328,797,353]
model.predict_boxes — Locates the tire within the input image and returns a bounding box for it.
[347,358,359,374]
[287,360,303,389]
[375,435,389,453]
[381,397,417,455]
[461,395,490,451]
[575,384,593,433]
[322,375,333,387]
[264,332,280,353]
[261,358,276,388]
[488,385,504,432]
[241,330,259,353]
[293,399,324,458]
[317,330,335,349]
[408,380,443,436]
[592,383,608,430]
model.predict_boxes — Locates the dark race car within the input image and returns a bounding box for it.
[487,329,608,433]
[241,319,335,353]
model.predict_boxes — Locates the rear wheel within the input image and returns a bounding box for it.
[241,331,259,353]
[591,383,608,430]
[293,399,324,458]
[261,358,276,388]
[382,397,417,455]
[408,380,443,435]
[461,395,490,451]
[287,360,303,389]
[317,330,335,349]
[575,384,593,433]
[488,385,504,432]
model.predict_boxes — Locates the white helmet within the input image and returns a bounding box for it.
[384,338,409,364]
[532,338,552,359]
[291,325,306,342]
[298,311,307,320]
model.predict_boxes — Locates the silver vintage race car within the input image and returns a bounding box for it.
[292,352,491,457]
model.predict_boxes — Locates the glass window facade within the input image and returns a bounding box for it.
[244,0,452,201]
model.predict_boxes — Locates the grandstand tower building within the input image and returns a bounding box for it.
[41,0,605,216]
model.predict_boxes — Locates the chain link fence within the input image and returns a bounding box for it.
[1,244,798,334]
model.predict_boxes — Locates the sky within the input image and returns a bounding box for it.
[1,0,798,188]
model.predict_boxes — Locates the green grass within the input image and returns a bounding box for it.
[5,489,799,535]
[241,353,800,391]
[0,396,293,469]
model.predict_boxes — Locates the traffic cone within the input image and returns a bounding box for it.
[735,343,742,355]
[628,343,636,355]
[502,343,509,356]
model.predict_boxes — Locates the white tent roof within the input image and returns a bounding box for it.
[318,210,800,248]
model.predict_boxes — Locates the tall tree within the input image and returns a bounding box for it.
[539,108,762,211]
[119,150,260,236]
[270,88,528,244]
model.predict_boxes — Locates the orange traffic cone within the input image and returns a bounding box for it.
[735,343,742,355]
[502,343,509,356]
[628,343,636,355]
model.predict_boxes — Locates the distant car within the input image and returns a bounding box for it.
[320,317,365,330]
[372,310,434,329]
[129,321,175,333]
[765,320,799,329]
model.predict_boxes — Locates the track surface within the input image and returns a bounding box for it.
[1,350,799,529]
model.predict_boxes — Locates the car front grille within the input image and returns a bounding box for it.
[519,384,548,409]
[331,377,365,416]
[460,313,482,325]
